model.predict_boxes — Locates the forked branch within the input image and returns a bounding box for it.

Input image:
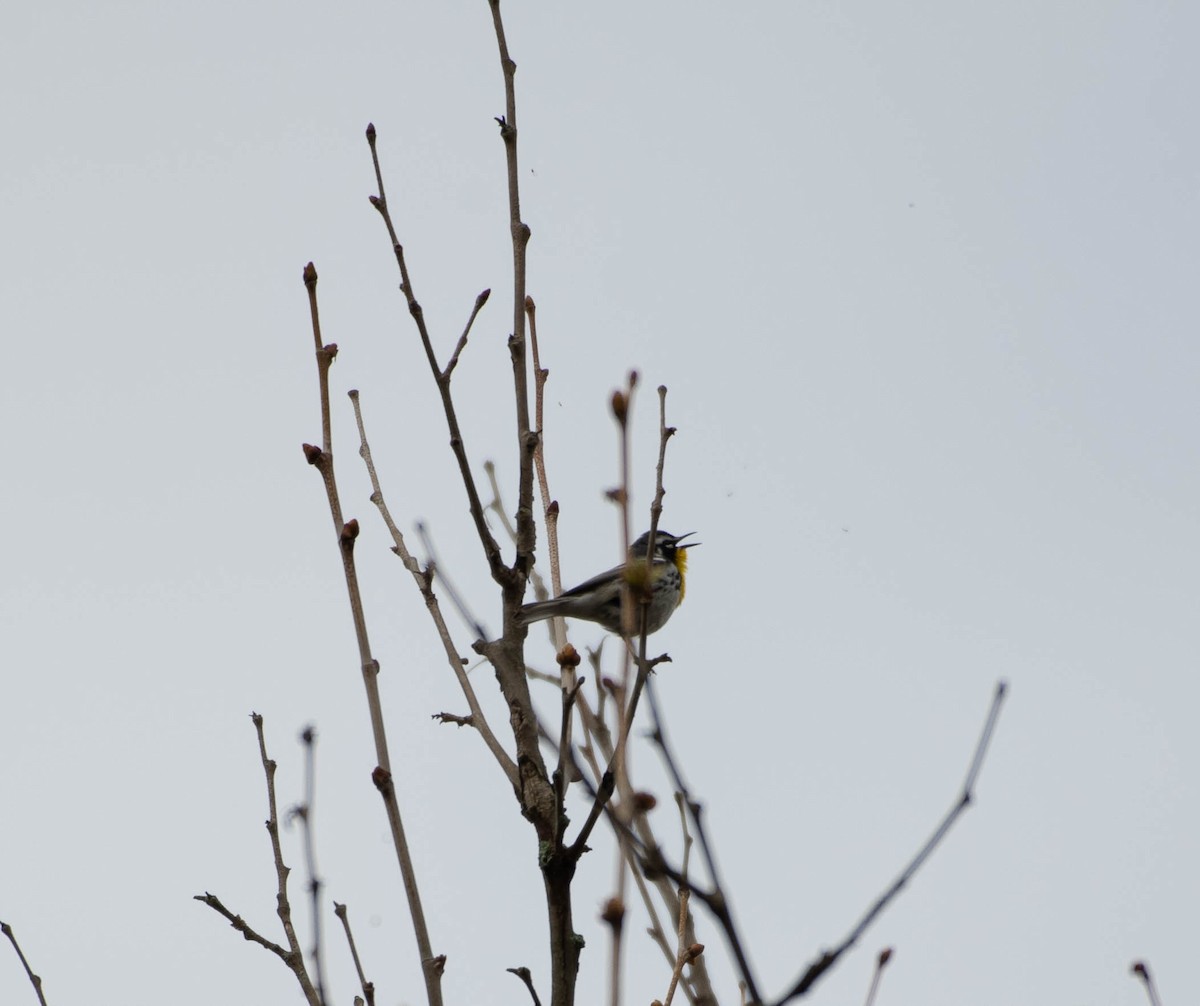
[194,714,320,1006]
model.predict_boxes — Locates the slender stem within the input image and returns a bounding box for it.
[254,715,310,981]
[774,682,1010,1004]
[526,297,563,600]
[1131,961,1163,1006]
[301,265,443,1006]
[298,727,328,1006]
[862,948,893,1006]
[335,902,377,1006]
[193,714,320,1006]
[350,391,519,789]
[1,921,49,1006]
[487,0,537,577]
[365,129,509,586]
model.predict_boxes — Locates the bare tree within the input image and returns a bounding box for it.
[190,6,1008,1006]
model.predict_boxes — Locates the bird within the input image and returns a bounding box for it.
[520,530,698,636]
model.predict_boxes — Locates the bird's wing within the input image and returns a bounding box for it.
[557,560,627,598]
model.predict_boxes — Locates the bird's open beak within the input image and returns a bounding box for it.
[674,531,700,548]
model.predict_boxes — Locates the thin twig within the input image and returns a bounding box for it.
[300,266,443,1006]
[605,373,639,1006]
[1,921,48,1006]
[194,893,298,964]
[484,460,549,601]
[620,384,677,740]
[194,714,319,1005]
[366,123,552,882]
[662,794,697,1006]
[603,888,625,1006]
[643,675,762,1004]
[365,128,509,586]
[555,665,586,843]
[573,380,721,1000]
[415,521,489,640]
[606,373,639,807]
[445,288,491,379]
[1131,961,1163,1006]
[252,713,316,996]
[526,296,563,603]
[524,295,579,793]
[334,902,376,1006]
[524,294,567,648]
[349,391,517,788]
[486,0,538,583]
[294,726,328,1006]
[862,948,893,1006]
[773,681,1010,1005]
[507,966,545,1006]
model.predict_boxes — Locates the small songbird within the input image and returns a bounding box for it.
[520,530,698,635]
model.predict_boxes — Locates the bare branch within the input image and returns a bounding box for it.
[300,269,443,1006]
[862,948,893,1006]
[433,712,475,728]
[194,894,300,965]
[544,708,707,1005]
[485,460,550,604]
[524,296,579,789]
[554,661,586,843]
[642,676,763,1005]
[487,0,537,579]
[507,966,545,1006]
[294,726,328,1006]
[335,902,377,1006]
[605,373,639,1006]
[773,681,1010,1005]
[349,390,518,789]
[1,921,49,1006]
[526,296,563,601]
[415,521,489,639]
[1130,960,1163,1006]
[619,383,678,741]
[364,127,508,585]
[195,715,321,1004]
[364,123,555,983]
[479,8,580,1004]
[662,794,698,1006]
[444,288,491,380]
[255,714,308,972]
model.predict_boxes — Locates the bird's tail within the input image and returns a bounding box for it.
[519,598,564,624]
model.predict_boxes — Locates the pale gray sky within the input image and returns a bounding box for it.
[2,2,1196,1005]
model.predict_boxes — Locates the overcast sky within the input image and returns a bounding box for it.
[2,2,1196,1005]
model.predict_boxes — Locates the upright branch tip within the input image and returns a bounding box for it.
[303,262,318,286]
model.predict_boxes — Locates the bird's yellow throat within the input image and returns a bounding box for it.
[676,548,689,602]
